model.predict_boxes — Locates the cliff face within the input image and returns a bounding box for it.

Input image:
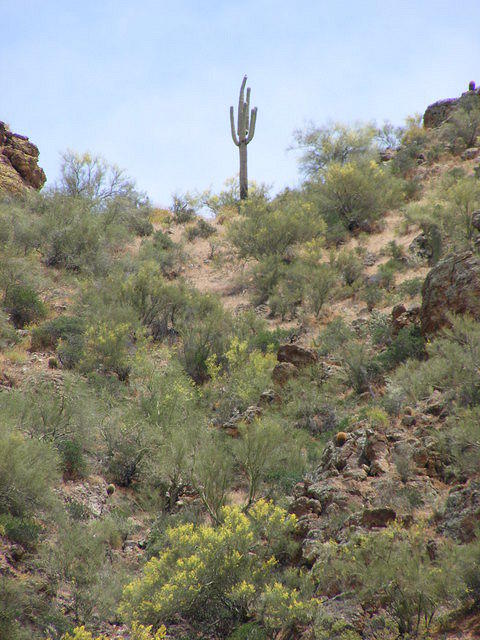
[0,121,46,195]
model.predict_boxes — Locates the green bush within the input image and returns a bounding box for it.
[333,249,363,286]
[31,315,84,351]
[228,193,325,260]
[186,217,216,241]
[0,513,41,548]
[0,424,58,519]
[376,325,425,371]
[313,524,463,637]
[311,158,404,232]
[4,283,47,328]
[439,94,480,151]
[388,315,480,407]
[292,121,379,177]
[0,308,18,348]
[0,375,98,478]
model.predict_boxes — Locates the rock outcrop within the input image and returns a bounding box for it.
[421,252,480,334]
[423,82,480,129]
[0,121,46,195]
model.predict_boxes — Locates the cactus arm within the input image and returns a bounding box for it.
[230,106,239,146]
[237,75,247,137]
[246,107,257,144]
[245,87,251,132]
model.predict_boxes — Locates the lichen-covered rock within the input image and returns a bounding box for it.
[437,480,480,542]
[421,252,480,334]
[0,121,46,195]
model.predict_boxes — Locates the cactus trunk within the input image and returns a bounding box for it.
[239,143,248,200]
[230,75,257,200]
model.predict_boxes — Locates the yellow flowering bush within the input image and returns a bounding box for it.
[207,337,276,421]
[81,321,133,380]
[53,622,166,640]
[119,501,305,631]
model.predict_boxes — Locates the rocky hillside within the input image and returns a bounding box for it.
[3,84,480,640]
[0,121,46,194]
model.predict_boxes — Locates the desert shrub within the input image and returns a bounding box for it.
[0,424,58,518]
[0,576,31,640]
[268,261,308,319]
[341,341,380,394]
[58,150,138,203]
[311,158,404,233]
[442,407,480,478]
[119,501,303,632]
[207,337,276,422]
[375,260,397,289]
[388,316,480,406]
[228,194,325,260]
[313,523,463,637]
[292,121,379,177]
[177,291,232,383]
[398,276,423,298]
[439,94,480,151]
[314,613,362,640]
[251,255,286,306]
[376,325,425,371]
[41,520,112,624]
[362,283,383,311]
[1,375,99,477]
[31,315,84,351]
[0,513,41,548]
[132,356,204,505]
[121,261,189,340]
[81,320,137,380]
[303,262,336,317]
[171,192,196,223]
[3,283,47,328]
[101,410,149,487]
[315,317,355,356]
[0,308,18,348]
[233,416,306,506]
[391,114,430,177]
[186,217,216,241]
[404,173,480,254]
[56,623,166,640]
[333,249,363,286]
[34,194,109,273]
[57,333,86,369]
[138,230,184,277]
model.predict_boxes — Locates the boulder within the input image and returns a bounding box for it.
[0,121,46,194]
[421,252,480,334]
[277,344,318,367]
[360,507,397,528]
[461,147,480,161]
[423,86,480,129]
[437,480,480,542]
[272,361,298,386]
[423,97,459,129]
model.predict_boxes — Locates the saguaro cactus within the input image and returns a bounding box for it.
[230,75,257,200]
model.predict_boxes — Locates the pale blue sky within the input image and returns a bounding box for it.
[2,1,480,204]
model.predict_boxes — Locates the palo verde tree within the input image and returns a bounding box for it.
[230,75,258,200]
